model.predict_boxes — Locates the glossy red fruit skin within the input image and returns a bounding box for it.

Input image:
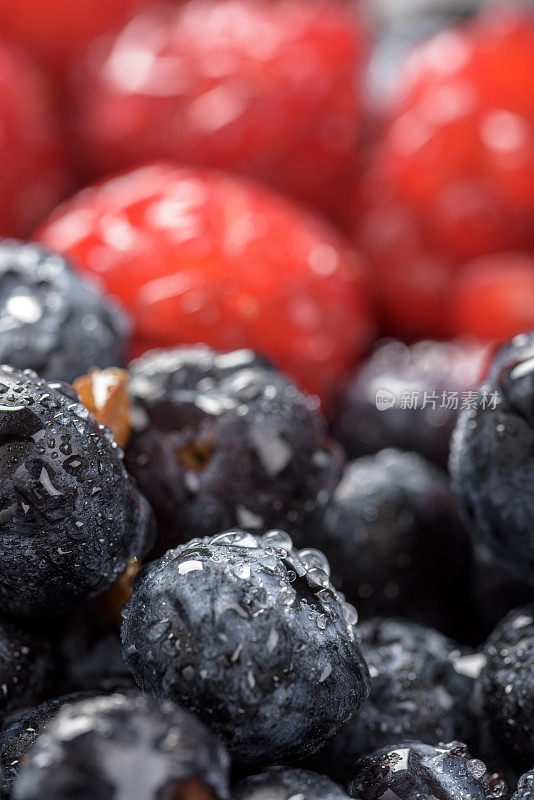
[72,0,366,222]
[357,193,458,339]
[0,0,140,79]
[376,6,534,261]
[452,253,534,341]
[36,163,374,403]
[0,40,70,237]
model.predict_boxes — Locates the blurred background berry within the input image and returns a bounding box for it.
[0,0,528,408]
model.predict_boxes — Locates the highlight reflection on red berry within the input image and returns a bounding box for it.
[37,163,374,402]
[72,0,366,222]
[0,0,141,78]
[376,6,534,261]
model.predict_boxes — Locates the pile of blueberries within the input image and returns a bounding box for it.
[2,237,534,800]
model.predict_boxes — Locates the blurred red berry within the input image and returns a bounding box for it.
[0,39,70,237]
[358,194,457,339]
[0,0,141,79]
[452,253,534,340]
[375,5,534,261]
[36,163,373,402]
[72,0,366,222]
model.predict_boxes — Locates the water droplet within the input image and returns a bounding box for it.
[299,548,331,577]
[342,602,359,627]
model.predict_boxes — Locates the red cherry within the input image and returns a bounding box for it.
[375,7,534,261]
[0,0,141,78]
[72,0,367,223]
[452,252,534,341]
[0,39,70,237]
[36,163,374,403]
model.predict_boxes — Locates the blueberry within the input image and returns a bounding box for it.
[479,605,534,771]
[121,529,370,763]
[512,770,534,800]
[314,449,472,635]
[312,618,480,782]
[50,612,134,695]
[347,741,506,800]
[330,339,486,469]
[233,768,350,800]
[0,616,51,722]
[0,241,129,383]
[0,366,155,616]
[450,332,534,586]
[0,692,96,799]
[468,543,533,645]
[49,560,142,695]
[12,693,229,800]
[125,346,342,555]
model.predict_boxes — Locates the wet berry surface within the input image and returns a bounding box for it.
[38,164,372,402]
[0,1,534,798]
[73,0,366,223]
[125,346,342,555]
[121,529,370,763]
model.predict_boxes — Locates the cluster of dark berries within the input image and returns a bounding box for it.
[3,239,534,800]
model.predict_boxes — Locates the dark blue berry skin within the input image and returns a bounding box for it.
[450,332,534,587]
[0,692,96,800]
[313,449,472,636]
[0,241,129,383]
[49,613,134,696]
[479,605,534,772]
[121,530,370,764]
[330,339,485,469]
[0,366,155,617]
[12,693,229,800]
[125,347,342,556]
[311,618,479,783]
[467,544,533,646]
[0,617,51,723]
[512,770,534,800]
[347,742,506,800]
[233,768,350,800]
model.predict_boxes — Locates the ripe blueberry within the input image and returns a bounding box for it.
[0,241,128,383]
[126,346,342,555]
[121,529,370,763]
[12,693,229,800]
[0,366,154,616]
[313,618,480,782]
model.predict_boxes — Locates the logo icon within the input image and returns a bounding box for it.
[375,388,396,411]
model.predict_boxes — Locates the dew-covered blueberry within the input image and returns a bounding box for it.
[0,241,129,383]
[233,768,350,800]
[12,693,229,800]
[121,529,370,764]
[347,741,506,800]
[0,692,96,799]
[125,346,342,555]
[313,618,480,782]
[479,605,534,771]
[0,366,155,616]
[450,332,534,586]
[512,770,534,800]
[314,449,472,633]
[331,339,486,468]
[0,617,51,722]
